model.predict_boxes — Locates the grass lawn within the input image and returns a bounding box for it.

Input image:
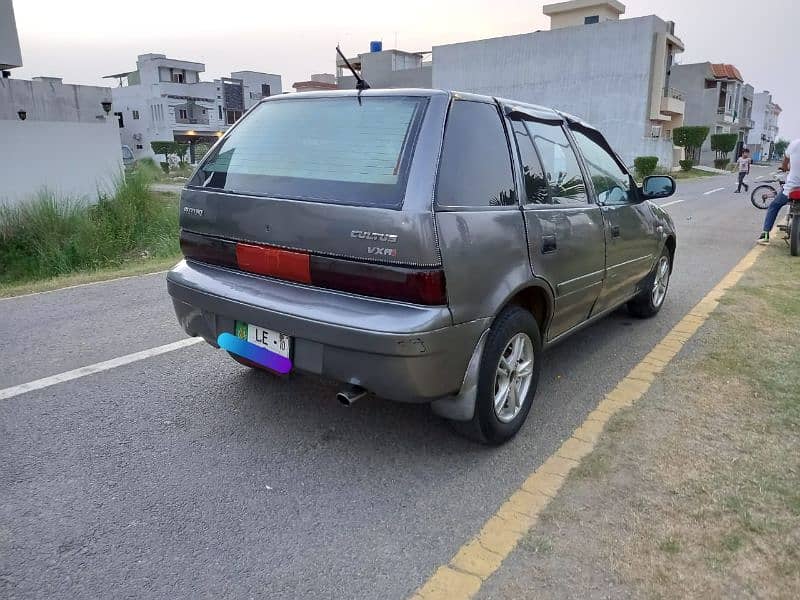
[0,254,180,298]
[493,242,799,599]
[671,168,721,180]
[0,170,181,294]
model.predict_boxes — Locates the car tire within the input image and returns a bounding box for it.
[453,306,542,445]
[627,247,671,318]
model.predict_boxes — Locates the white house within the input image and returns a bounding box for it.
[432,1,686,168]
[748,91,782,162]
[105,54,282,162]
[0,0,122,207]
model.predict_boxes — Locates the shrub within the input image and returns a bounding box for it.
[710,133,738,161]
[674,126,710,163]
[713,158,731,170]
[0,170,179,284]
[634,156,659,179]
[679,159,694,172]
[160,161,170,174]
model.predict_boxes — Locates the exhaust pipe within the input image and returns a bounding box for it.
[337,385,367,407]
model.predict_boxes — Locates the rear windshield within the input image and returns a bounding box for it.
[192,96,428,208]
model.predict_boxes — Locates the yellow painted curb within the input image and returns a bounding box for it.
[410,244,766,600]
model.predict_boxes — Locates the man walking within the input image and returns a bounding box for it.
[735,148,752,193]
[757,138,800,244]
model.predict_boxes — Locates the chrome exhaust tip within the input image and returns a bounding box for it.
[337,385,367,407]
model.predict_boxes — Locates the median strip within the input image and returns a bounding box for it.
[411,244,766,600]
[0,338,203,401]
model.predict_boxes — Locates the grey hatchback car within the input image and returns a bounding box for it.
[167,89,676,444]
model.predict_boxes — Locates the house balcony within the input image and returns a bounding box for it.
[660,87,685,115]
[717,107,735,123]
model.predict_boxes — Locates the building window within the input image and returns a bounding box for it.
[114,112,124,128]
[218,105,223,120]
[262,84,271,97]
[226,109,243,125]
[135,144,144,150]
[132,110,140,120]
[584,15,600,24]
[179,109,188,120]
[172,72,185,83]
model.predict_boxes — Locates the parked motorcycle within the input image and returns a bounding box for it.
[777,190,800,256]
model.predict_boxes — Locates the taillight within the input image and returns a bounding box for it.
[180,231,447,305]
[235,243,311,284]
[310,256,447,305]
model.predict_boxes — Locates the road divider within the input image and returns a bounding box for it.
[410,243,766,600]
[0,338,203,401]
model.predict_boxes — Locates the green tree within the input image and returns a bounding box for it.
[633,156,659,180]
[710,133,738,159]
[774,138,789,159]
[674,126,710,163]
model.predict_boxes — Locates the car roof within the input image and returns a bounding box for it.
[260,88,602,136]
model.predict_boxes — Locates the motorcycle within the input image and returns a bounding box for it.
[778,189,800,256]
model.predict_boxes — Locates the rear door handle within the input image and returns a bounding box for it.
[541,234,557,254]
[611,225,621,238]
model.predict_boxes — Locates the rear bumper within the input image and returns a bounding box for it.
[166,260,489,402]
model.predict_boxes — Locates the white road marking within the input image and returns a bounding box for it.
[0,338,203,401]
[756,175,763,180]
[704,187,725,195]
[0,270,171,302]
[659,199,685,208]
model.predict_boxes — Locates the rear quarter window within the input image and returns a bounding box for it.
[436,100,517,208]
[193,96,427,208]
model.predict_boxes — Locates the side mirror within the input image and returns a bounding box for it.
[641,175,675,200]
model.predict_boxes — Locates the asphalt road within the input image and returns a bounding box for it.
[0,167,773,599]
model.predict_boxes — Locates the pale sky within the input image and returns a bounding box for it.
[10,0,798,139]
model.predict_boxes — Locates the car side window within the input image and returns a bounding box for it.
[437,100,517,208]
[571,129,636,206]
[525,121,587,205]
[511,121,550,204]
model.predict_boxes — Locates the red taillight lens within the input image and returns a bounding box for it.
[235,243,311,284]
[310,256,447,305]
[180,231,447,305]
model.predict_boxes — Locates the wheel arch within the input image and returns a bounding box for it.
[495,280,554,340]
[664,235,676,271]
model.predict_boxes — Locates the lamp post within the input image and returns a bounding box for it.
[101,100,112,116]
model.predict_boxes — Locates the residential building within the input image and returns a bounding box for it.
[432,1,686,168]
[670,62,751,165]
[0,0,122,206]
[105,54,282,161]
[293,73,338,93]
[337,49,432,90]
[0,0,22,71]
[335,2,684,168]
[748,91,782,161]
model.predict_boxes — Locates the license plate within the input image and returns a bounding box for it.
[235,321,291,359]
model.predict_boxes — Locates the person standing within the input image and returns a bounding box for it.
[757,138,800,244]
[735,148,752,193]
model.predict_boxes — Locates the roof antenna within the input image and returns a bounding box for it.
[336,44,370,105]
